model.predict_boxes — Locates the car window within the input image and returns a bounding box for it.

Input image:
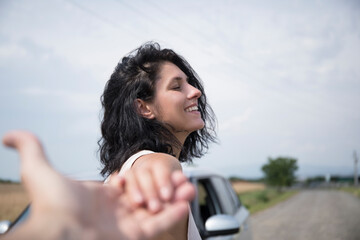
[197,179,222,225]
[225,178,241,208]
[210,176,239,215]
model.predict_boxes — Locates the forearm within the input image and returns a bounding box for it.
[1,216,94,240]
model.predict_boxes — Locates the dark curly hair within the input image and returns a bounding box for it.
[98,42,217,177]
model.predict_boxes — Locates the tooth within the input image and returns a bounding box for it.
[186,106,197,112]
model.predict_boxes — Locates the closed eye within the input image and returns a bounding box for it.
[169,78,182,90]
[172,85,181,90]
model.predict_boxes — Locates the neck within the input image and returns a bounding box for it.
[174,148,181,159]
[172,131,189,159]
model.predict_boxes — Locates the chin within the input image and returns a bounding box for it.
[193,122,205,131]
[198,120,205,129]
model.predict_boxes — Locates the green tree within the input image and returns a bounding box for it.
[261,157,298,192]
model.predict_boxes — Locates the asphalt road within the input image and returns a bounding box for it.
[251,190,360,240]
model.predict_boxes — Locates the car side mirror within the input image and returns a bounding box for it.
[0,220,11,234]
[205,214,240,236]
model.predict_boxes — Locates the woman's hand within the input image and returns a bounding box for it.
[120,153,193,213]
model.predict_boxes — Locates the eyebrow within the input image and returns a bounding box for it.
[170,76,189,82]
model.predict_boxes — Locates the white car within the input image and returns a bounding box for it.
[184,167,252,240]
[1,167,252,240]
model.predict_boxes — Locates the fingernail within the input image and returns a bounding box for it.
[134,191,144,204]
[149,199,161,212]
[160,186,171,201]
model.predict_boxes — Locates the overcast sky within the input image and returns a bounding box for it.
[1,0,359,181]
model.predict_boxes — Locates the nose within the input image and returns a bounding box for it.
[187,84,202,100]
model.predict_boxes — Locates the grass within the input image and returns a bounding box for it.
[339,186,360,198]
[238,188,298,214]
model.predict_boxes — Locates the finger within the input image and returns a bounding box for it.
[141,201,189,239]
[173,182,196,202]
[136,169,161,213]
[123,171,144,206]
[2,131,59,200]
[108,175,126,194]
[171,171,196,202]
[2,130,50,168]
[152,164,173,202]
[171,170,188,187]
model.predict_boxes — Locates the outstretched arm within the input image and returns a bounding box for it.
[2,130,195,240]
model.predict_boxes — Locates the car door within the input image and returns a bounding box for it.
[190,175,252,240]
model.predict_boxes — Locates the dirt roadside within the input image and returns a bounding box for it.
[251,190,360,240]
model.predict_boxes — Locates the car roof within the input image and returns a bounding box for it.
[182,165,224,179]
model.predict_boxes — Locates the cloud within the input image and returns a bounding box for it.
[220,108,252,133]
[19,87,99,113]
[0,43,28,59]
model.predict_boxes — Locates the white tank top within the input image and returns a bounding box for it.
[106,150,202,240]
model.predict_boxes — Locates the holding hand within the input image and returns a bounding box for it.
[119,153,190,213]
[2,131,195,240]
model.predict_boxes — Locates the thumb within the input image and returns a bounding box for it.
[2,130,57,200]
[3,130,49,166]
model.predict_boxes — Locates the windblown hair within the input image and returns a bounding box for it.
[99,42,217,177]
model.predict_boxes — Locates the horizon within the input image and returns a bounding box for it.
[1,0,359,181]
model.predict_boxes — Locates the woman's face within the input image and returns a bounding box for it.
[148,61,205,142]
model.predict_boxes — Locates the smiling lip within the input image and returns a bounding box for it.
[185,105,199,112]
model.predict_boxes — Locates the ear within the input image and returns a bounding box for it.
[135,99,155,119]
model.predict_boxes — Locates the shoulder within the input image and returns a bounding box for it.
[132,152,182,172]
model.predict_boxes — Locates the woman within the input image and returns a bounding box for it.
[99,42,217,240]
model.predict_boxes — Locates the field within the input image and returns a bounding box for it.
[238,188,298,214]
[231,181,265,193]
[0,183,29,222]
[340,186,360,198]
[231,180,298,214]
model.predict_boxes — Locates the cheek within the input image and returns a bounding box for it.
[152,93,184,120]
[161,94,182,110]
[152,99,172,121]
[152,104,164,120]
